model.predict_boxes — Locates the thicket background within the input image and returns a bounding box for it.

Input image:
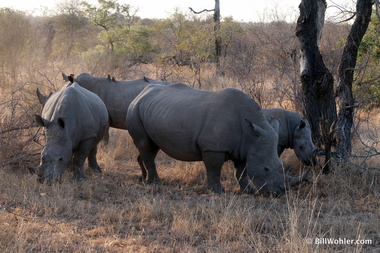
[0,1,379,252]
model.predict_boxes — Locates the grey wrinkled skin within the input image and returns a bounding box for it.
[34,83,109,183]
[263,108,317,166]
[127,83,307,197]
[63,73,172,130]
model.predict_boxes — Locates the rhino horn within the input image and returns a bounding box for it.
[36,88,49,105]
[285,170,309,189]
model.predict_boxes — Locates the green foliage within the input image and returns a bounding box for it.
[154,11,215,66]
[354,13,380,108]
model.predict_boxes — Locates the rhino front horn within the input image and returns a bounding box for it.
[286,170,309,189]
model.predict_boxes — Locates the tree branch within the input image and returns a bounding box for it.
[189,7,214,14]
[0,148,42,168]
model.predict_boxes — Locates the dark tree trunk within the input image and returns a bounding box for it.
[335,0,373,161]
[214,0,222,68]
[295,0,337,172]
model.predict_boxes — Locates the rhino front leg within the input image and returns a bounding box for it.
[72,138,96,181]
[234,160,255,194]
[88,145,102,173]
[202,151,225,193]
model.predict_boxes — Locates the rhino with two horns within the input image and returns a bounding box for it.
[32,83,109,183]
[126,83,308,196]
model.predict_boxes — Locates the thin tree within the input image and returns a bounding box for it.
[335,0,373,161]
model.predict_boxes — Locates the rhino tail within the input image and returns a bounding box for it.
[102,126,110,144]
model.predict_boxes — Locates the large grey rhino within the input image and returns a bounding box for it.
[126,83,307,196]
[32,83,109,182]
[262,108,317,166]
[62,73,172,130]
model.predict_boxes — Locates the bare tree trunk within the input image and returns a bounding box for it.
[295,0,337,172]
[335,0,373,161]
[214,0,222,69]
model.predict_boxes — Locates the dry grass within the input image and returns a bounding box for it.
[1,128,379,253]
[0,64,379,253]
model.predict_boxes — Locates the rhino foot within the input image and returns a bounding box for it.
[238,185,256,195]
[91,166,102,174]
[208,183,225,194]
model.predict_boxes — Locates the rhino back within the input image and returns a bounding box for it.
[42,83,108,147]
[128,83,269,161]
[75,73,167,129]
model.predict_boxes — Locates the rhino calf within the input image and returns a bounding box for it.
[263,108,317,166]
[127,83,307,196]
[33,83,109,183]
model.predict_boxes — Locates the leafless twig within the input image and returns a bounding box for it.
[1,204,57,228]
[0,148,42,168]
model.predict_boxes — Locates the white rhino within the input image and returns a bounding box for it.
[32,83,109,182]
[126,83,307,196]
[63,73,172,130]
[263,108,317,166]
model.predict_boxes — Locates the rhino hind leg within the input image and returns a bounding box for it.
[137,155,147,181]
[233,160,255,194]
[137,143,161,185]
[202,151,225,193]
[88,145,102,173]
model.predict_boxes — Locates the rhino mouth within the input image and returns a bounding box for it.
[253,170,309,197]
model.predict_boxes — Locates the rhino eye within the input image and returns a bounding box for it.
[300,146,304,150]
[264,167,269,172]
[58,157,63,161]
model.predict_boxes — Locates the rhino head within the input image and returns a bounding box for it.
[245,119,307,197]
[292,119,317,166]
[34,115,72,183]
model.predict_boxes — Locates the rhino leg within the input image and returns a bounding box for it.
[138,144,161,185]
[72,138,96,181]
[88,145,102,173]
[202,151,225,193]
[137,155,147,181]
[233,160,255,194]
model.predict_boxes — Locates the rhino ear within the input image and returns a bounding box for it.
[245,118,263,137]
[298,119,307,130]
[269,117,280,133]
[68,75,74,84]
[62,73,69,82]
[36,88,49,105]
[35,114,50,128]
[57,117,65,129]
